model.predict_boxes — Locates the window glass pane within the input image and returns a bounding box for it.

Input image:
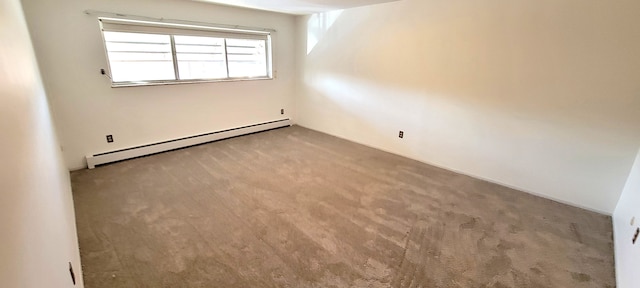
[174,35,227,80]
[110,62,175,82]
[103,32,175,82]
[108,52,172,62]
[176,54,225,61]
[103,31,168,43]
[226,38,267,78]
[106,42,171,53]
[175,44,224,54]
[174,35,222,45]
[177,62,227,79]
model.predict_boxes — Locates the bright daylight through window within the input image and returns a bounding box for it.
[99,18,272,87]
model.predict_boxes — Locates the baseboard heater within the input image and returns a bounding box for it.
[85,119,291,169]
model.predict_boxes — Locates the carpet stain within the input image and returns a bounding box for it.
[572,272,592,282]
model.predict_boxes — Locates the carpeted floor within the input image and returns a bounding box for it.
[71,125,615,288]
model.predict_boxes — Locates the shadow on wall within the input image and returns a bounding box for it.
[303,1,640,136]
[297,0,640,213]
[305,73,425,155]
[306,9,343,55]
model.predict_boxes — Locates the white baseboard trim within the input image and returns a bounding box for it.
[86,119,291,169]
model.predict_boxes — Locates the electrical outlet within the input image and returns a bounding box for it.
[106,135,114,143]
[281,108,285,115]
[69,262,76,285]
[100,68,106,75]
[399,131,404,139]
[633,227,639,244]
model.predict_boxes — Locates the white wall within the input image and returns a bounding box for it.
[614,148,640,288]
[0,0,83,286]
[21,0,297,170]
[295,0,640,214]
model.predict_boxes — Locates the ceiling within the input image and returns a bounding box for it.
[191,0,400,15]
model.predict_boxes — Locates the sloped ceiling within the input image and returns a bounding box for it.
[191,0,400,15]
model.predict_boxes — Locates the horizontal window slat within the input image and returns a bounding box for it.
[106,41,172,46]
[110,60,175,62]
[108,51,172,54]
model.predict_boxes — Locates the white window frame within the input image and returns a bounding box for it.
[99,17,273,87]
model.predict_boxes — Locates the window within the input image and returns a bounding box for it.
[174,35,227,80]
[99,18,272,87]
[103,32,175,82]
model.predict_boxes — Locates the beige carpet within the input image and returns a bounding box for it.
[71,125,615,287]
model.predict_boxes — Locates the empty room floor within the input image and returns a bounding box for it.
[71,126,615,288]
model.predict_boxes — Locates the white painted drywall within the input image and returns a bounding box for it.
[21,0,297,170]
[613,148,640,288]
[0,0,83,286]
[295,0,640,214]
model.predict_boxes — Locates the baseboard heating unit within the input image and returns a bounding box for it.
[86,119,291,169]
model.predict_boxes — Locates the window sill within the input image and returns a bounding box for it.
[110,76,273,88]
